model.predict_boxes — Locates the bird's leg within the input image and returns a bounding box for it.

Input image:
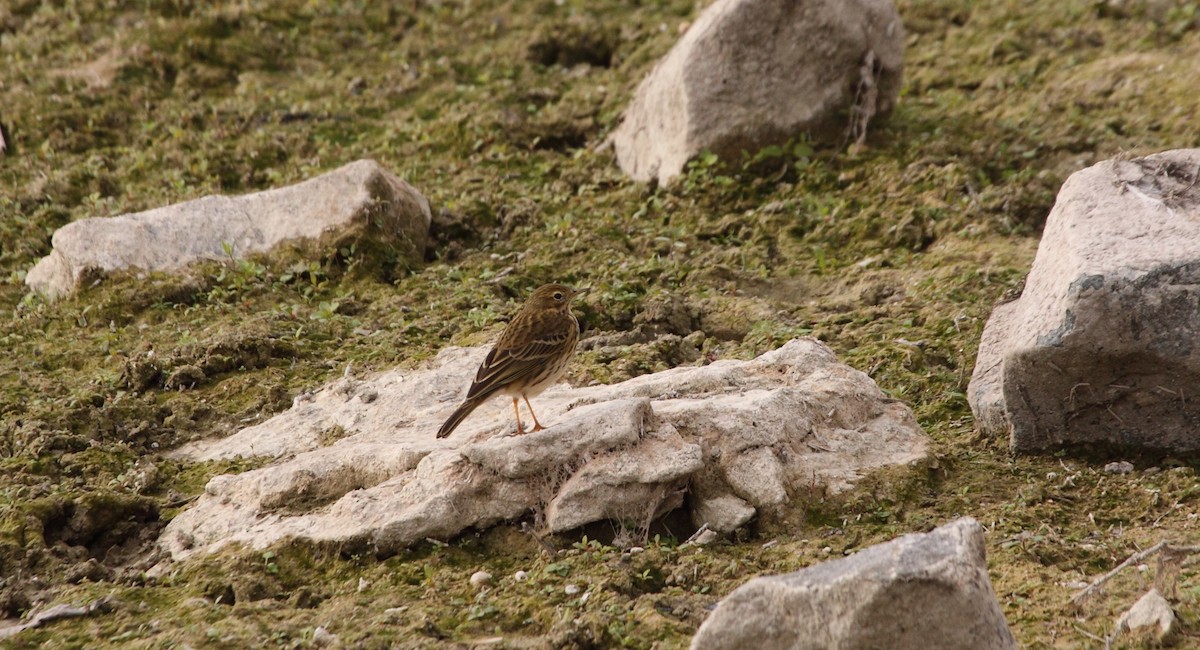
[523,395,546,431]
[512,397,525,434]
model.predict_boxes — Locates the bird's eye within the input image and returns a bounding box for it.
[553,292,565,301]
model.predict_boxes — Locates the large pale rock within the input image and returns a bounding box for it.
[690,518,1017,650]
[26,159,431,299]
[969,150,1200,451]
[158,338,926,560]
[611,0,904,185]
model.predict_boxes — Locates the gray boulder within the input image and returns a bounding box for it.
[690,518,1017,650]
[1115,588,1177,644]
[26,159,431,299]
[611,0,904,185]
[157,338,927,561]
[969,149,1200,451]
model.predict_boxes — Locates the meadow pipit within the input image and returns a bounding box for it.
[437,283,586,438]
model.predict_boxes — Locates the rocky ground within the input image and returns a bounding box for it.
[2,0,1200,648]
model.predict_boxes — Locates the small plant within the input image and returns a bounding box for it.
[466,603,498,621]
[544,561,571,577]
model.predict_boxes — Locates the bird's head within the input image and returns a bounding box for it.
[525,283,587,311]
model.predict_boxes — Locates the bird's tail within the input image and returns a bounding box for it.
[437,398,482,438]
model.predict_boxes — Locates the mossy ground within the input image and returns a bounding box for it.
[3,0,1200,647]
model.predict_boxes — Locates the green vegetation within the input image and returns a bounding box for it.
[2,0,1200,647]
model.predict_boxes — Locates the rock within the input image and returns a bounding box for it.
[969,150,1200,452]
[0,597,118,641]
[690,471,757,533]
[312,625,340,647]
[565,584,581,596]
[25,159,431,299]
[610,0,904,185]
[1116,588,1176,644]
[156,339,926,560]
[513,570,529,582]
[65,558,113,584]
[469,571,493,590]
[690,518,1017,650]
[1104,461,1135,475]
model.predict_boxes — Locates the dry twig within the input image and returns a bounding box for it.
[1071,541,1200,605]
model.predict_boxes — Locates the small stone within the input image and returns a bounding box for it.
[470,571,493,589]
[1116,588,1176,643]
[65,558,114,584]
[1104,461,1135,474]
[628,547,645,554]
[513,570,529,582]
[564,584,581,595]
[312,626,340,647]
[357,578,371,592]
[693,529,720,546]
[383,606,407,618]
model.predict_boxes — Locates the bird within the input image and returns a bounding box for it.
[437,283,587,438]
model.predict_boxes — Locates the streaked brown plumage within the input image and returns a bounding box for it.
[437,284,586,438]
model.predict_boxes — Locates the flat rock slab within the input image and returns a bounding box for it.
[690,518,1017,650]
[969,149,1200,452]
[26,159,431,299]
[159,338,927,560]
[611,0,904,185]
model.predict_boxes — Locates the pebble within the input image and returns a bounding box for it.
[470,571,493,589]
[357,577,371,592]
[383,606,408,619]
[513,570,528,582]
[628,546,644,554]
[692,529,720,546]
[1104,461,1135,474]
[312,626,340,647]
[565,584,581,595]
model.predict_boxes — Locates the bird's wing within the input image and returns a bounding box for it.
[463,326,574,400]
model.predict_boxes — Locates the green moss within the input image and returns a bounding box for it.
[3,0,1200,646]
